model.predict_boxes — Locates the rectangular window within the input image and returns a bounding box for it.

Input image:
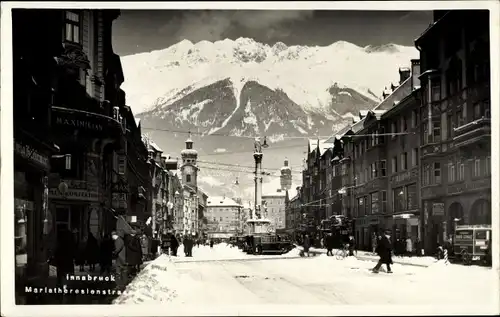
[406,184,417,210]
[431,79,441,102]
[411,148,418,167]
[485,156,491,176]
[391,122,397,138]
[371,133,376,147]
[357,197,364,217]
[458,162,465,181]
[391,156,398,174]
[381,191,387,213]
[378,126,386,144]
[411,110,418,128]
[371,163,378,179]
[186,174,191,183]
[433,121,441,142]
[433,162,441,184]
[474,158,481,177]
[447,114,453,139]
[473,103,482,120]
[393,187,405,213]
[423,164,431,186]
[401,152,408,170]
[65,11,81,44]
[448,163,455,183]
[370,192,379,214]
[364,168,368,182]
[380,160,387,177]
[401,116,408,132]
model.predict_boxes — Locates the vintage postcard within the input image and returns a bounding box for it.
[1,1,499,316]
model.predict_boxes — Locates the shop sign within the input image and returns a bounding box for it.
[49,188,99,201]
[54,114,104,132]
[432,203,445,216]
[14,142,50,169]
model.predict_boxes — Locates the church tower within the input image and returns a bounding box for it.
[280,158,292,191]
[181,132,198,188]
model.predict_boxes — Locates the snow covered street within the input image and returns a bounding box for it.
[114,243,498,312]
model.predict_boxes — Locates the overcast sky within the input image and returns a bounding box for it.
[112,10,432,57]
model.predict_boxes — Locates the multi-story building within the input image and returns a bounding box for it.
[43,9,129,242]
[300,139,334,227]
[13,9,62,293]
[262,189,287,230]
[335,61,420,250]
[168,169,184,234]
[205,196,243,238]
[415,10,491,252]
[285,190,302,233]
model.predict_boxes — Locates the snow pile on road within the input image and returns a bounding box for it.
[113,255,181,304]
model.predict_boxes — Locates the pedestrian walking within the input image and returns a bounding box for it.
[85,233,99,272]
[371,232,378,255]
[372,231,393,274]
[125,230,143,277]
[209,239,214,248]
[99,233,113,275]
[111,231,127,291]
[302,234,311,257]
[53,228,75,284]
[325,232,334,256]
[348,235,356,256]
[171,234,180,256]
[140,233,149,261]
[406,236,413,257]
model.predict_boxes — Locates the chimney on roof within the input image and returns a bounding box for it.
[410,59,421,91]
[399,67,411,85]
[382,87,390,99]
[390,83,399,92]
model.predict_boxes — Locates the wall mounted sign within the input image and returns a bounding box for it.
[54,116,104,131]
[49,188,99,202]
[14,142,50,169]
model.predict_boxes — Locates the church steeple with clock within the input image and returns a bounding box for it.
[180,132,198,188]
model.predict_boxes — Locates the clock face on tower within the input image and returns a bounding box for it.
[184,165,194,174]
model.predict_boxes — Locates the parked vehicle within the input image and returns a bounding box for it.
[242,233,293,255]
[453,225,492,265]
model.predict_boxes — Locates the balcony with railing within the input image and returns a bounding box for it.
[453,117,490,148]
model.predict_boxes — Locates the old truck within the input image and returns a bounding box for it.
[453,224,492,265]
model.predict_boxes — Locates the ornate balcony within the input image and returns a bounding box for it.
[453,117,490,149]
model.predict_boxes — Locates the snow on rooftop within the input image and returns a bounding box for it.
[150,141,163,152]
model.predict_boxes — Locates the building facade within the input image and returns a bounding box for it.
[205,196,243,238]
[262,190,287,230]
[13,9,61,292]
[415,10,491,252]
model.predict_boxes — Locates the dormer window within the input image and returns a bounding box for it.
[64,11,81,44]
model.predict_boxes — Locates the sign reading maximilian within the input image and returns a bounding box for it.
[54,115,103,131]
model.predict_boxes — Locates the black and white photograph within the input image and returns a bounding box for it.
[1,1,499,316]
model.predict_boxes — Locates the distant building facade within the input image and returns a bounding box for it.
[206,196,243,238]
[262,189,287,230]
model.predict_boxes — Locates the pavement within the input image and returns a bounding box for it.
[114,244,498,314]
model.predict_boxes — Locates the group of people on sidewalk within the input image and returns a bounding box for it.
[160,231,208,257]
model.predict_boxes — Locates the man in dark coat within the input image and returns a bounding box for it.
[372,231,393,273]
[171,234,180,256]
[325,232,334,256]
[302,234,311,257]
[125,230,143,277]
[99,233,113,275]
[111,231,127,290]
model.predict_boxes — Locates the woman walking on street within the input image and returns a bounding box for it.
[302,234,311,257]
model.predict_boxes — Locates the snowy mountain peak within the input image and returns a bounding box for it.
[121,39,419,114]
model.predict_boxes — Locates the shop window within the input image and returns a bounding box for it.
[393,187,405,213]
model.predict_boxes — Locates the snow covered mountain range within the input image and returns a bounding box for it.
[120,38,418,198]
